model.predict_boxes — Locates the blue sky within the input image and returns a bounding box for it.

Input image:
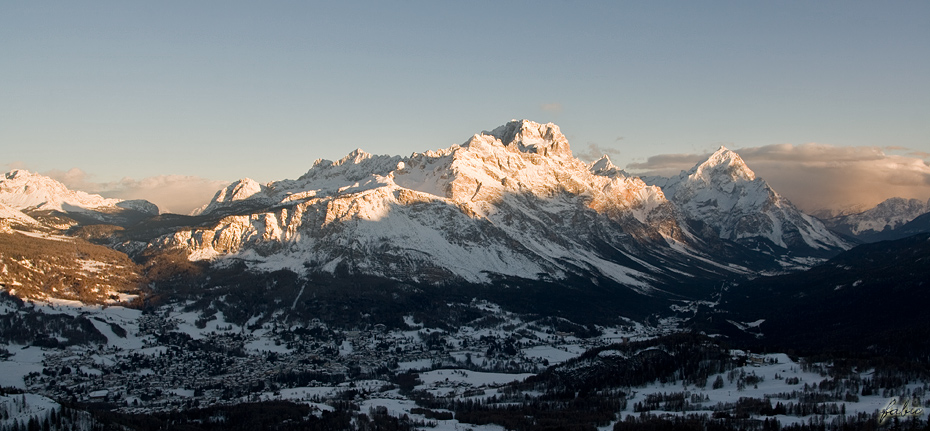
[2,1,928,213]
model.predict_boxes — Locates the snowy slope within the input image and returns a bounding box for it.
[0,170,159,224]
[645,147,850,253]
[0,202,40,231]
[826,197,930,237]
[156,120,719,288]
[0,170,120,211]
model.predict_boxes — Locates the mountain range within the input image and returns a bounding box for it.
[824,197,930,242]
[0,120,928,311]
[0,169,158,230]
[4,120,930,431]
[145,121,857,293]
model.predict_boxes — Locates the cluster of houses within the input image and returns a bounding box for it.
[20,308,621,413]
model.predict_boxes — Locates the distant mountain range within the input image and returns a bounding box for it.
[1,120,928,314]
[5,121,930,431]
[643,147,848,254]
[146,121,854,292]
[824,197,930,242]
[0,169,158,231]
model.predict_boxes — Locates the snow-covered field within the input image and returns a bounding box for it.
[0,393,61,428]
[1,295,926,429]
[616,353,908,426]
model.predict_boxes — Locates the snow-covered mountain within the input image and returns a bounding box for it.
[0,170,159,229]
[825,197,930,241]
[0,202,41,232]
[644,147,850,255]
[1,170,119,211]
[155,120,780,290]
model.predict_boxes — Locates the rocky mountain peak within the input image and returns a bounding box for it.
[5,169,29,180]
[0,169,159,230]
[644,148,849,252]
[0,169,121,212]
[589,155,628,178]
[213,178,263,203]
[469,120,572,159]
[334,149,374,166]
[689,146,755,183]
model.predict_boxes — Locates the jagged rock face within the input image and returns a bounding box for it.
[156,120,692,287]
[826,197,930,236]
[645,147,850,252]
[588,155,629,178]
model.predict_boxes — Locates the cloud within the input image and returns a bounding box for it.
[43,168,97,191]
[575,142,623,163]
[736,143,886,163]
[540,102,563,113]
[627,143,930,215]
[3,161,29,171]
[44,168,229,215]
[883,146,930,160]
[104,176,231,215]
[625,153,709,176]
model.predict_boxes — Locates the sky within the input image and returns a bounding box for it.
[2,1,928,214]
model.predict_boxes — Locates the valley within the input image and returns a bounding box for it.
[2,121,929,430]
[2,292,928,431]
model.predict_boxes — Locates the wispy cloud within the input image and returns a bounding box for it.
[540,102,563,113]
[3,161,29,171]
[575,142,623,163]
[737,143,886,163]
[43,168,228,215]
[882,146,930,160]
[627,143,930,214]
[625,153,710,177]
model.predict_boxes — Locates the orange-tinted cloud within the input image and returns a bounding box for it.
[627,143,930,215]
[576,142,624,163]
[44,168,228,215]
[625,153,709,176]
[540,102,563,113]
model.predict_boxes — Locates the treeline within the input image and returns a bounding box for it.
[411,333,930,430]
[613,412,930,431]
[0,232,142,304]
[412,389,626,431]
[706,232,930,360]
[0,294,106,347]
[401,333,739,431]
[142,261,671,334]
[528,333,740,393]
[0,394,96,431]
[85,400,424,431]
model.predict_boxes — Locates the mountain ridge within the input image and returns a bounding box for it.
[0,169,160,230]
[0,120,890,307]
[144,121,846,293]
[643,146,849,254]
[153,120,691,287]
[825,196,930,242]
